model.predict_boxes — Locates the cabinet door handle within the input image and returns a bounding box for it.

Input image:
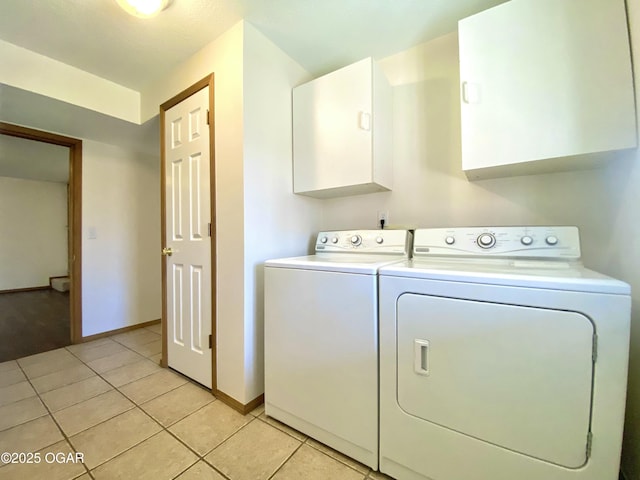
[462,81,480,104]
[359,111,371,131]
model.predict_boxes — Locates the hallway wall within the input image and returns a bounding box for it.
[0,176,67,290]
[81,140,161,337]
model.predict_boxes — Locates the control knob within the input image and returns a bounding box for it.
[331,237,338,244]
[320,236,328,244]
[477,233,496,249]
[546,235,559,246]
[445,236,455,245]
[350,235,362,246]
[376,236,384,244]
[521,236,533,246]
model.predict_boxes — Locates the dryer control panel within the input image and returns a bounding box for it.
[413,226,580,259]
[316,230,411,255]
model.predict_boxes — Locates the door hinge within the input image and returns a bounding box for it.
[586,431,593,459]
[208,334,212,349]
[592,334,598,362]
[208,223,212,237]
[206,109,210,125]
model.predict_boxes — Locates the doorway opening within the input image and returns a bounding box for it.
[0,122,82,360]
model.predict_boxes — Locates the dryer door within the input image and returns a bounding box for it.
[397,293,594,468]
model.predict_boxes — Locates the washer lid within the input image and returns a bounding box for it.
[379,258,630,295]
[265,254,409,274]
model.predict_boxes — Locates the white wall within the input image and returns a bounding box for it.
[618,3,640,477]
[320,16,640,478]
[82,140,161,337]
[242,23,322,402]
[0,176,68,290]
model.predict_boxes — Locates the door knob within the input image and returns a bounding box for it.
[162,247,173,256]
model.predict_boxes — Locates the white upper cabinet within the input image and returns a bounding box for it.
[293,57,392,198]
[459,0,637,180]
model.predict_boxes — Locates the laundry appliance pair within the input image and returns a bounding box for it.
[264,226,630,480]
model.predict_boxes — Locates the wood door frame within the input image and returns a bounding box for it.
[159,74,217,392]
[0,122,83,343]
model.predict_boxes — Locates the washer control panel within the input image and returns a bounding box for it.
[413,226,581,259]
[316,230,411,255]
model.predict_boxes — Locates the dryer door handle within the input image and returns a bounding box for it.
[414,339,430,376]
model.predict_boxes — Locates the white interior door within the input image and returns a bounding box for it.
[163,86,212,388]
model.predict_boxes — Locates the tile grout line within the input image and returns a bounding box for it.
[300,434,373,477]
[265,439,305,480]
[251,415,372,480]
[4,332,377,479]
[2,335,161,475]
[236,406,374,477]
[7,357,94,479]
[117,373,188,405]
[109,333,163,357]
[139,394,216,456]
[48,336,163,475]
[103,337,274,479]
[1,332,161,478]
[125,390,234,480]
[309,438,373,478]
[198,416,263,480]
[66,337,162,390]
[68,335,229,478]
[65,334,168,477]
[64,337,190,474]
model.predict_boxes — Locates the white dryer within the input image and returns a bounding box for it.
[264,229,411,469]
[378,226,630,480]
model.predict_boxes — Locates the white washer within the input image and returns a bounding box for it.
[379,226,631,480]
[265,229,412,469]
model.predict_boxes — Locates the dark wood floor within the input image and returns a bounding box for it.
[0,289,70,362]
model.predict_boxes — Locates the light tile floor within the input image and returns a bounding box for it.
[0,325,394,480]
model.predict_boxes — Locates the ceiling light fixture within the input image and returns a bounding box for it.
[116,0,172,18]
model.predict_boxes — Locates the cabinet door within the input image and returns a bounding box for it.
[459,0,636,179]
[293,58,373,195]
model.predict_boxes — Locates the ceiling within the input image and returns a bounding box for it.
[0,0,508,178]
[0,0,508,90]
[0,134,69,183]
